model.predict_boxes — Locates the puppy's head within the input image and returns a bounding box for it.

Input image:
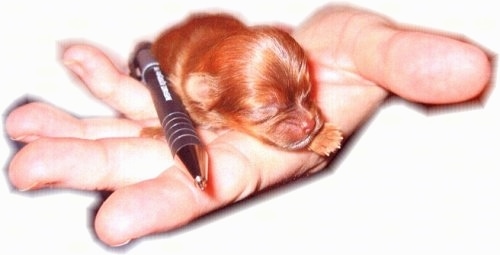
[184,28,323,150]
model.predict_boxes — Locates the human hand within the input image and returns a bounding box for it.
[6,5,490,246]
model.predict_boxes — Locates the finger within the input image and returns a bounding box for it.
[8,137,172,191]
[294,5,491,104]
[5,102,144,142]
[94,132,327,246]
[94,167,213,246]
[94,136,254,245]
[61,43,157,120]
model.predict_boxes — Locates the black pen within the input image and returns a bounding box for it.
[130,42,208,190]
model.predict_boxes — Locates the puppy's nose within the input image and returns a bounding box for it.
[301,117,316,134]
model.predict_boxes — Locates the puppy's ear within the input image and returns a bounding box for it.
[184,72,220,109]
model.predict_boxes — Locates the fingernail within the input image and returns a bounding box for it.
[9,135,27,141]
[60,44,87,77]
[19,182,40,192]
[10,135,39,142]
[110,239,131,247]
[62,59,85,77]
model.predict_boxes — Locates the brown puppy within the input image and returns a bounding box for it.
[148,14,342,156]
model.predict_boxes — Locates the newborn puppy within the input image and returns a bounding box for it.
[148,13,342,156]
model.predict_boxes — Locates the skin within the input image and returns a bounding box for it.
[5,5,491,246]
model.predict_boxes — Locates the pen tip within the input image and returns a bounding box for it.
[195,176,207,191]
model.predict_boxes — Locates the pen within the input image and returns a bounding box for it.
[129,42,208,190]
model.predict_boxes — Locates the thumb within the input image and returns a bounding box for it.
[294,5,491,104]
[350,19,491,104]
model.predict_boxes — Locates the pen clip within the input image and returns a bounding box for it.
[129,41,153,81]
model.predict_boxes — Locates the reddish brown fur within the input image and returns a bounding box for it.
[151,14,341,152]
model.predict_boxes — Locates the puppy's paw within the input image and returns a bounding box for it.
[308,123,343,157]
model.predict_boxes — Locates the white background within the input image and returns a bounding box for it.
[1,0,498,254]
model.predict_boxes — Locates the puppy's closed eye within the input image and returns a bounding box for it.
[245,105,280,124]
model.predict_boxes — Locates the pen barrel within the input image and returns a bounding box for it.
[138,53,201,155]
[160,111,201,155]
[131,44,208,190]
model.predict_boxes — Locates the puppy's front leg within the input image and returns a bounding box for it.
[308,123,343,156]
